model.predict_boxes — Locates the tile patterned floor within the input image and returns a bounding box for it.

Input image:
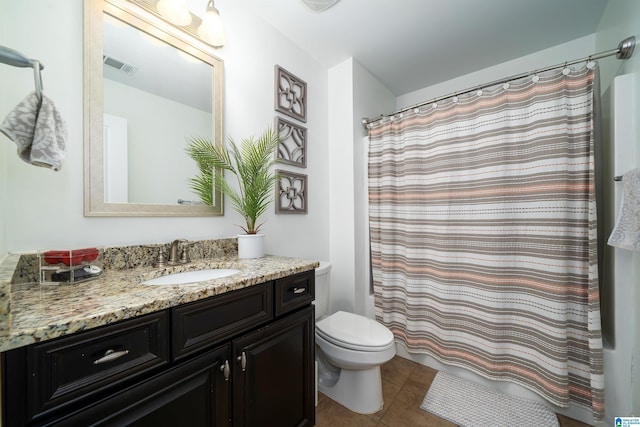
[315,355,593,427]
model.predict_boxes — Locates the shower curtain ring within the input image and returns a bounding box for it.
[531,70,540,83]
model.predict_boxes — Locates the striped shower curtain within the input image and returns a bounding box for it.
[368,65,604,420]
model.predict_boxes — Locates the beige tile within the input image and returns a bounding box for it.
[558,414,594,427]
[402,363,438,396]
[315,393,379,427]
[369,380,402,423]
[381,355,417,387]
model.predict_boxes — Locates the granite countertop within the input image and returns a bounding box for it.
[0,254,318,353]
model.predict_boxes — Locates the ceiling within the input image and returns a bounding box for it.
[232,0,609,96]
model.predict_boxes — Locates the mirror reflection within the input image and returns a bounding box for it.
[84,0,224,216]
[103,13,213,205]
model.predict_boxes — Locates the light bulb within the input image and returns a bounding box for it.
[156,0,192,26]
[198,1,227,47]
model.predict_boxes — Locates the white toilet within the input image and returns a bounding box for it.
[314,261,396,414]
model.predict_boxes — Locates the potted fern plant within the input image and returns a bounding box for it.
[185,128,279,258]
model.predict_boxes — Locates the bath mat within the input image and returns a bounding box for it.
[420,372,560,427]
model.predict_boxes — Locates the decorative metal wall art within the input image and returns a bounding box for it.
[275,116,307,168]
[275,65,307,122]
[275,170,307,214]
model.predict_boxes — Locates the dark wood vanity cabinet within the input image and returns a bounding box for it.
[47,344,232,427]
[233,306,315,427]
[2,270,315,427]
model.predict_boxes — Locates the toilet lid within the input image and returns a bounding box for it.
[316,311,394,351]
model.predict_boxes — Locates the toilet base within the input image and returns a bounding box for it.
[318,365,384,414]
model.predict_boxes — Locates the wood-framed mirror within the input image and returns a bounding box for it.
[84,0,224,216]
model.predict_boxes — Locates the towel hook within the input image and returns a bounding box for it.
[0,45,45,101]
[32,60,43,101]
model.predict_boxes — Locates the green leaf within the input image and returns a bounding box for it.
[185,127,279,234]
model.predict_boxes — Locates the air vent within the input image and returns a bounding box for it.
[103,55,139,75]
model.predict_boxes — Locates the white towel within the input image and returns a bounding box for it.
[0,91,67,171]
[608,168,640,251]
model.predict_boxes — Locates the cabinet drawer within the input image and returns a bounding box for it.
[172,281,273,361]
[48,345,231,427]
[25,310,169,421]
[274,270,315,317]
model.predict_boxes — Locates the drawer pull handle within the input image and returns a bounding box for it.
[93,349,129,365]
[220,360,230,381]
[292,287,306,294]
[237,352,247,372]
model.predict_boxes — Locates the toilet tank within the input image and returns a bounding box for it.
[313,261,331,320]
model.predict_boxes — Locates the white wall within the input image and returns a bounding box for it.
[0,0,329,261]
[594,0,640,421]
[218,3,330,260]
[327,58,395,316]
[595,0,640,95]
[328,58,355,313]
[397,34,596,109]
[0,0,7,259]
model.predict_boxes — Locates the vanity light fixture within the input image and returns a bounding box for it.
[127,0,226,48]
[197,0,226,47]
[126,0,227,48]
[298,0,340,12]
[156,0,192,26]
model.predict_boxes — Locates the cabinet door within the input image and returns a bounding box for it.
[232,306,314,427]
[48,345,231,427]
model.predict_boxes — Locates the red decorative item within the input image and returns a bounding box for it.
[74,248,99,262]
[43,250,66,265]
[43,248,99,265]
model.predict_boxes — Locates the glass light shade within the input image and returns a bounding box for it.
[156,0,192,26]
[298,0,340,12]
[197,6,227,47]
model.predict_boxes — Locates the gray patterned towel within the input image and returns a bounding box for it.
[608,168,640,251]
[0,91,67,171]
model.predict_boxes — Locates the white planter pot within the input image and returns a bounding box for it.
[237,234,265,259]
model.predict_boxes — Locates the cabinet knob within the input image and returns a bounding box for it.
[93,349,130,365]
[237,352,247,371]
[220,360,230,381]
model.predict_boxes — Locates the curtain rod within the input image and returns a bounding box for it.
[362,36,636,128]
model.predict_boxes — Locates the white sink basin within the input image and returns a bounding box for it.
[142,269,240,285]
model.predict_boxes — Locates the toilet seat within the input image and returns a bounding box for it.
[316,311,395,352]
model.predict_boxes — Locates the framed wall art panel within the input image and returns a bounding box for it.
[275,170,307,214]
[275,116,306,168]
[274,65,307,122]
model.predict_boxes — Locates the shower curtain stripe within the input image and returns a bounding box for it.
[368,65,604,420]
